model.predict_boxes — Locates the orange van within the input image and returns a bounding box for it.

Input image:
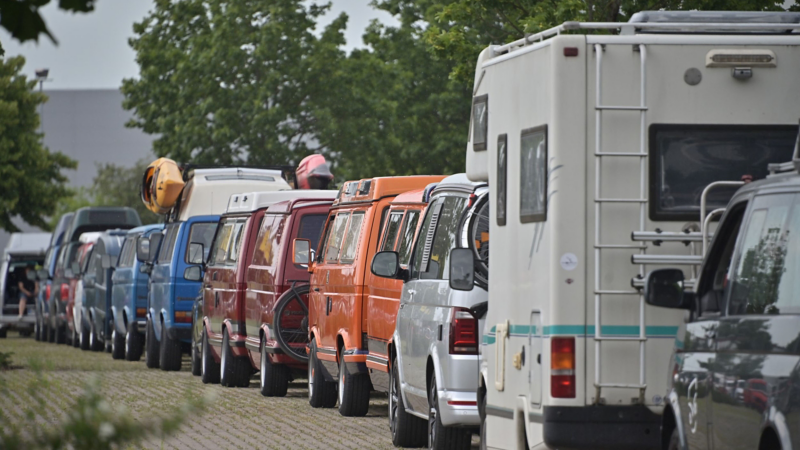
[295,176,445,416]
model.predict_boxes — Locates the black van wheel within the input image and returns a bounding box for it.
[220,331,250,388]
[111,326,125,360]
[337,349,370,417]
[79,320,90,351]
[201,328,220,384]
[145,318,160,369]
[260,338,288,397]
[125,322,143,361]
[390,357,426,447]
[308,338,336,408]
[190,327,202,376]
[428,374,472,450]
[159,321,182,372]
[89,320,102,352]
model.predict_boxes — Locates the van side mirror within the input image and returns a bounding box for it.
[136,236,150,263]
[644,269,692,310]
[187,243,205,265]
[372,251,401,279]
[37,269,49,281]
[293,239,311,265]
[184,266,203,282]
[70,262,81,275]
[449,248,475,291]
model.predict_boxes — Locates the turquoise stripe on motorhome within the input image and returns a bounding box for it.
[482,325,679,346]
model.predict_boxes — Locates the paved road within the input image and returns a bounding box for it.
[0,332,479,449]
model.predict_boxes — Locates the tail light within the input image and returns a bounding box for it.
[60,283,69,301]
[45,285,51,300]
[551,337,576,398]
[136,308,147,318]
[174,311,191,323]
[449,307,478,355]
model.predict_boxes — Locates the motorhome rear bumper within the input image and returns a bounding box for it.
[542,405,660,450]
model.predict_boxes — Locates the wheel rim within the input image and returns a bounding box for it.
[308,352,314,398]
[261,342,266,387]
[338,359,345,405]
[221,338,227,376]
[90,326,94,347]
[390,367,398,436]
[112,329,116,353]
[429,382,437,448]
[201,333,207,376]
[125,330,130,354]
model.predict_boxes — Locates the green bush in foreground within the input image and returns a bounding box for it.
[0,358,211,450]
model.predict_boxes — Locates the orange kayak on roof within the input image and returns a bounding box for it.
[140,157,185,214]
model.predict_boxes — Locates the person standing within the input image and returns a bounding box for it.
[18,265,38,320]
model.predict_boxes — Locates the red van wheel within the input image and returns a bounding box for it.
[273,284,310,363]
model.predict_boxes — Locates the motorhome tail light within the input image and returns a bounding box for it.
[706,50,776,67]
[551,337,576,398]
[174,311,191,323]
[563,47,579,57]
[60,283,69,301]
[449,308,478,355]
[136,308,147,318]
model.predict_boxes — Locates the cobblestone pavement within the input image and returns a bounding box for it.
[0,332,479,449]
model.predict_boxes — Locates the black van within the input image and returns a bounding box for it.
[646,161,800,450]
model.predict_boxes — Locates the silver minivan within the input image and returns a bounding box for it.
[372,174,489,449]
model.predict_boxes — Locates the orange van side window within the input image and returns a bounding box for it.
[381,212,404,251]
[324,213,350,263]
[340,212,365,263]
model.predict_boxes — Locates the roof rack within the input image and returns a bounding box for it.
[767,120,800,175]
[180,164,297,185]
[492,11,800,58]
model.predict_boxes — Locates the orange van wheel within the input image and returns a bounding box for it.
[308,339,336,408]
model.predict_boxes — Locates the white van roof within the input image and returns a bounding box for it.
[3,233,51,256]
[225,190,338,215]
[177,168,292,220]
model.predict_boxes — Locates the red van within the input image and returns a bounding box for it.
[200,190,337,388]
[296,176,444,416]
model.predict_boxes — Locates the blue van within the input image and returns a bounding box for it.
[80,230,127,352]
[110,224,164,361]
[141,215,218,371]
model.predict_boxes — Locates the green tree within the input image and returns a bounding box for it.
[122,0,347,167]
[0,0,96,55]
[0,55,76,233]
[315,5,470,181]
[403,0,795,85]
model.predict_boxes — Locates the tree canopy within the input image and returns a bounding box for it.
[0,0,96,55]
[0,55,76,232]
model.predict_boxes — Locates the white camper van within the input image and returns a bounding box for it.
[466,11,800,450]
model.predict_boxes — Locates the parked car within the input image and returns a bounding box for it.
[80,230,127,352]
[199,190,337,388]
[47,207,141,343]
[372,174,489,448]
[299,175,445,416]
[110,224,164,360]
[0,232,51,337]
[35,213,74,342]
[138,167,293,372]
[68,233,101,349]
[645,159,800,450]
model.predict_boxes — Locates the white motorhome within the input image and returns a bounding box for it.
[466,11,800,450]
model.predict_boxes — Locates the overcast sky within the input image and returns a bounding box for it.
[0,0,398,90]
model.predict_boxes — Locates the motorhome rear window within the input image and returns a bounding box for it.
[520,126,548,223]
[649,125,797,221]
[472,95,488,151]
[497,134,507,226]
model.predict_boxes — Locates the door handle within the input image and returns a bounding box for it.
[326,297,332,316]
[314,288,320,292]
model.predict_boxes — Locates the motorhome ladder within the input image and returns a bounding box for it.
[592,43,649,404]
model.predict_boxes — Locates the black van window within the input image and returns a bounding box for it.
[397,211,420,266]
[381,212,405,251]
[728,194,794,315]
[650,125,796,221]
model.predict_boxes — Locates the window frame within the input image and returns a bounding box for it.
[184,222,218,265]
[520,125,548,223]
[472,94,489,152]
[381,211,406,252]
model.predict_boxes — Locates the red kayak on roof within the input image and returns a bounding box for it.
[296,154,334,190]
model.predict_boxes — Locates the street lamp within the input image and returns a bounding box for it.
[35,68,50,133]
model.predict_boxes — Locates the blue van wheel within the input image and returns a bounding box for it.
[145,319,160,369]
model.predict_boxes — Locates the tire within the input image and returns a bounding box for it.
[34,318,41,341]
[71,327,79,348]
[89,319,103,352]
[159,321,182,372]
[111,325,125,360]
[125,322,144,361]
[667,427,680,450]
[190,328,202,376]
[79,320,90,351]
[201,328,220,384]
[220,331,250,387]
[47,318,55,343]
[479,385,487,450]
[54,323,66,344]
[260,338,289,397]
[390,357,426,447]
[145,318,160,369]
[337,349,370,417]
[428,374,472,450]
[308,338,336,408]
[41,320,49,343]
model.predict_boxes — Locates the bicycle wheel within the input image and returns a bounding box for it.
[272,284,310,363]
